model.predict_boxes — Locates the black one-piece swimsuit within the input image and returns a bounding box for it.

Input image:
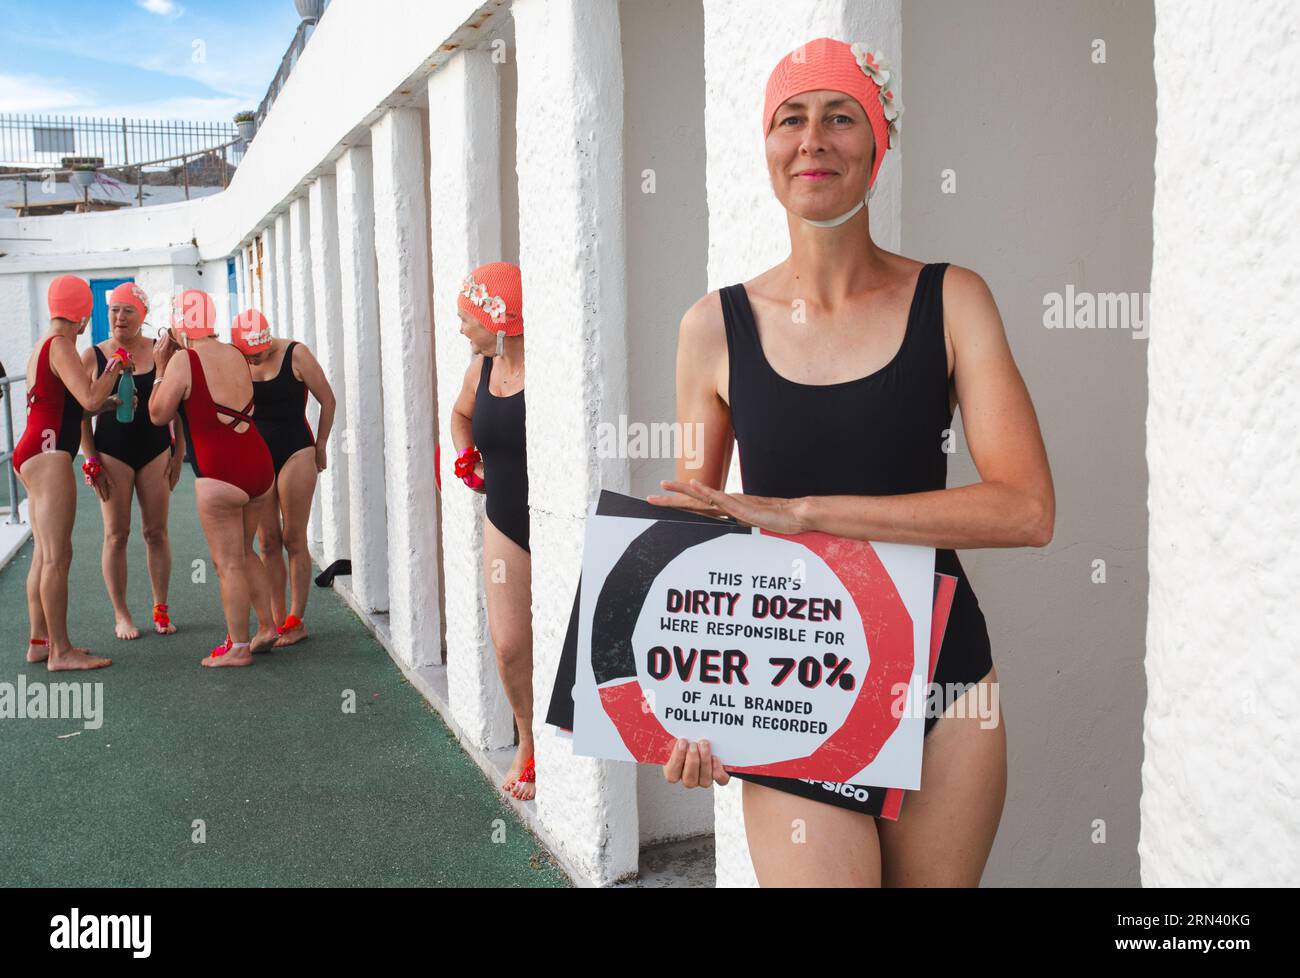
[471,355,530,553]
[721,261,994,817]
[252,341,316,475]
[92,346,173,471]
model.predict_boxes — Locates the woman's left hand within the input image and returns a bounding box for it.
[315,443,327,473]
[648,479,806,535]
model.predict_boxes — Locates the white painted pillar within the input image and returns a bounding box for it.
[335,145,389,614]
[1141,1,1300,887]
[262,224,279,329]
[233,253,246,314]
[370,108,442,668]
[702,0,903,889]
[428,51,514,751]
[308,174,351,567]
[289,195,324,561]
[514,0,637,886]
[274,211,294,344]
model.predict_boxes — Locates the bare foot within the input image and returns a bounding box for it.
[152,604,176,635]
[249,628,280,654]
[201,643,252,668]
[48,648,113,671]
[26,640,49,663]
[114,615,140,640]
[502,747,536,801]
[273,618,307,648]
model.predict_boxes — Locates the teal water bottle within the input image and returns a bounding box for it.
[116,367,135,423]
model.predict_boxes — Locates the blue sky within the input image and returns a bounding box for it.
[0,0,304,121]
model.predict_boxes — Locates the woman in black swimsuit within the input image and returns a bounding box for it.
[650,38,1054,886]
[449,262,536,801]
[233,310,336,648]
[78,282,185,639]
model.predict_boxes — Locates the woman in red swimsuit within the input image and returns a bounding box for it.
[148,289,279,667]
[14,275,125,671]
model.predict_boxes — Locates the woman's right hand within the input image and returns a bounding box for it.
[91,467,113,502]
[663,737,730,789]
[473,461,486,494]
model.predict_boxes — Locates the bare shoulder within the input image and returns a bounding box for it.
[941,264,1000,327]
[677,289,726,356]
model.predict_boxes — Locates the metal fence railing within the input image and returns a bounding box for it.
[0,114,240,170]
[255,18,316,132]
[0,366,25,525]
[0,139,244,214]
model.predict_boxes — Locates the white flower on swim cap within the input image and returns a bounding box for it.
[243,326,272,347]
[461,272,508,324]
[849,42,903,149]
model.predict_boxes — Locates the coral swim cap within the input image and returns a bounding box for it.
[763,37,902,196]
[231,309,272,355]
[458,262,523,337]
[108,281,149,320]
[47,275,94,323]
[170,289,217,338]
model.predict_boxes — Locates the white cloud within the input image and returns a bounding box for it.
[136,0,184,17]
[0,72,88,112]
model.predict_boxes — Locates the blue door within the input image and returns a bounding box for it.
[227,257,237,308]
[89,277,134,344]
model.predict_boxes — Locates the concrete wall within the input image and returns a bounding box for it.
[903,0,1154,888]
[619,0,715,847]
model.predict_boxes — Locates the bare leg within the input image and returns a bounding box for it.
[256,482,287,629]
[242,489,279,653]
[876,668,1007,886]
[483,517,535,800]
[272,448,316,647]
[134,448,175,633]
[97,452,139,639]
[741,779,883,886]
[21,467,49,662]
[194,477,255,667]
[21,454,110,670]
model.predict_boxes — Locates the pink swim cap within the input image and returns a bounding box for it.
[170,289,217,338]
[47,275,93,323]
[231,309,272,355]
[108,281,148,320]
[763,38,902,192]
[458,262,524,337]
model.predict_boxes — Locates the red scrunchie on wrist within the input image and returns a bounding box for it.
[455,446,485,489]
[81,457,102,486]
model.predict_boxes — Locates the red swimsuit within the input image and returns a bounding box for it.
[177,349,274,498]
[12,336,82,475]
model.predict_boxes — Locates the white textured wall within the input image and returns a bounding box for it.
[335,145,390,614]
[514,0,639,885]
[288,195,324,560]
[429,50,515,750]
[702,0,903,889]
[371,107,442,668]
[309,174,351,567]
[1142,0,1300,886]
